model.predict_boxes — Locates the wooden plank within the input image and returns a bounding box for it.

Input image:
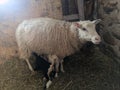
[77,0,85,20]
[63,14,79,21]
[61,0,69,15]
[93,0,98,19]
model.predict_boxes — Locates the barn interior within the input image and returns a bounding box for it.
[0,0,120,90]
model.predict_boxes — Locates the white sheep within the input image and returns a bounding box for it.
[16,17,101,88]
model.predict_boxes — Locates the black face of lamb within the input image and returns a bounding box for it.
[33,52,55,73]
[33,53,50,72]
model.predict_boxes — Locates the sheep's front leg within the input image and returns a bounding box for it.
[25,59,34,72]
[60,59,65,72]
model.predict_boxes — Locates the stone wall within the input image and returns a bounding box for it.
[98,0,120,60]
[0,0,62,61]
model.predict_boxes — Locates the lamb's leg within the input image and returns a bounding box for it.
[46,64,54,89]
[43,77,47,89]
[43,74,50,89]
[47,55,56,76]
[43,70,55,89]
[60,59,65,72]
[46,54,61,88]
[46,55,57,88]
[47,64,54,76]
[55,60,59,77]
[25,59,34,72]
[46,80,52,89]
[48,55,60,77]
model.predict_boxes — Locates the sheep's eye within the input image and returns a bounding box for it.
[82,28,87,31]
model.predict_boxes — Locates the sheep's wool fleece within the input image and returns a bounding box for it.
[16,18,84,59]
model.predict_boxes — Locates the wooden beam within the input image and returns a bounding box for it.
[61,0,69,15]
[63,14,79,21]
[93,0,98,19]
[77,0,85,20]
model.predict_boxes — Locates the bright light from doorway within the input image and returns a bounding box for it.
[0,0,8,5]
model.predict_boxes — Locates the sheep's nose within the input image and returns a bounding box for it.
[95,37,99,40]
[92,36,101,44]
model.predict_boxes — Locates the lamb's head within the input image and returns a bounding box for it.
[71,19,101,44]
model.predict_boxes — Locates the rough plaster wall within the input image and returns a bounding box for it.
[0,0,62,61]
[98,0,120,59]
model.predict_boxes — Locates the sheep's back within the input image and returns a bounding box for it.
[16,18,78,58]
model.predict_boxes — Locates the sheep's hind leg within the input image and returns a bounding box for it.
[25,59,35,73]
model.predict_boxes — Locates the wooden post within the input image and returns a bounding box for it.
[77,0,85,20]
[93,0,98,19]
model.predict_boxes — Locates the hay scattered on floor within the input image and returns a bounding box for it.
[0,48,120,90]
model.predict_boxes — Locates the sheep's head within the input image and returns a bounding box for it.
[72,19,101,44]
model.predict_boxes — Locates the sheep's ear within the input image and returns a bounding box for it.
[92,19,101,24]
[74,22,82,28]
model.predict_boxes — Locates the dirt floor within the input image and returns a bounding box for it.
[0,47,120,90]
